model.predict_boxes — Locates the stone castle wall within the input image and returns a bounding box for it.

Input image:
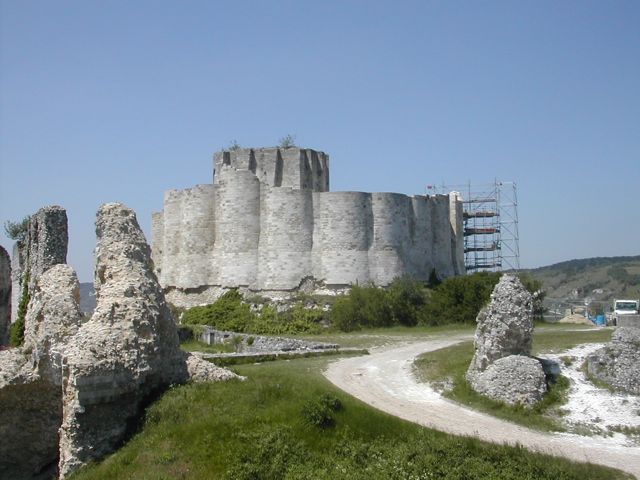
[153,147,464,307]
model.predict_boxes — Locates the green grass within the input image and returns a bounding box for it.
[295,323,476,349]
[531,327,612,354]
[70,356,629,480]
[414,328,613,432]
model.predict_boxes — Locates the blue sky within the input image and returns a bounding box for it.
[1,0,638,282]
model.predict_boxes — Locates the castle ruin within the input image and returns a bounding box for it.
[152,147,465,307]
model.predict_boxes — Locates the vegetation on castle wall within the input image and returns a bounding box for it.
[10,271,30,347]
[181,289,324,335]
[179,273,544,335]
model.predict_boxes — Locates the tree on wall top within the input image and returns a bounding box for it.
[278,134,296,149]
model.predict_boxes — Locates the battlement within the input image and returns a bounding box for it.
[213,147,329,192]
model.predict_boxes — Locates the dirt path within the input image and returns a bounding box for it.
[324,335,640,479]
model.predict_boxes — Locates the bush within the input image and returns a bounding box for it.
[329,272,546,331]
[387,276,427,326]
[278,134,296,148]
[9,317,25,347]
[3,216,30,242]
[331,284,394,331]
[181,289,254,332]
[10,272,30,347]
[420,272,501,326]
[181,291,324,335]
[301,393,342,429]
[331,277,428,331]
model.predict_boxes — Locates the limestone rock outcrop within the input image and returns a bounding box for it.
[587,326,640,394]
[26,206,68,281]
[0,203,238,480]
[0,245,10,345]
[466,274,547,407]
[10,206,68,323]
[23,265,84,378]
[0,264,83,480]
[58,203,236,477]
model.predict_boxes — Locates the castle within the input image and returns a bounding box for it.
[152,147,465,307]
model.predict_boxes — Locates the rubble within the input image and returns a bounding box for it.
[587,326,640,395]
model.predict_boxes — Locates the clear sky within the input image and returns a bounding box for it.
[1,1,638,282]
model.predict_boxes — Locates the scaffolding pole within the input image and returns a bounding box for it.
[431,180,520,273]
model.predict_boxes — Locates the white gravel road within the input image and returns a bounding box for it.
[324,335,640,478]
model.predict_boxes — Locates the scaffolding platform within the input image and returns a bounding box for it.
[432,181,519,273]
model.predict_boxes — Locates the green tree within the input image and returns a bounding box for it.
[420,272,501,326]
[387,276,427,326]
[278,134,296,148]
[3,216,30,242]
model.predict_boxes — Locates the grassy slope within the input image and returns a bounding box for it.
[414,327,613,432]
[71,330,627,480]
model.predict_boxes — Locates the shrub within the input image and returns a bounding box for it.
[181,292,324,335]
[301,392,342,429]
[10,272,30,347]
[334,284,395,330]
[9,316,25,347]
[278,134,296,148]
[181,289,253,332]
[420,272,501,326]
[387,276,427,326]
[3,216,30,242]
[331,278,425,331]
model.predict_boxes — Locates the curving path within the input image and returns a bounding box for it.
[324,335,640,479]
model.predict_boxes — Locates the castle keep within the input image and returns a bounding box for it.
[152,147,465,307]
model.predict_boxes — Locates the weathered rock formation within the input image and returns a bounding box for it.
[10,206,68,323]
[466,274,547,407]
[0,245,10,344]
[152,147,466,307]
[587,326,640,394]
[0,264,83,480]
[0,203,238,480]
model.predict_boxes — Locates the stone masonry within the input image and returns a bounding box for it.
[152,147,466,307]
[466,274,547,407]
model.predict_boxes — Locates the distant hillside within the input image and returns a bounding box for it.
[524,255,640,308]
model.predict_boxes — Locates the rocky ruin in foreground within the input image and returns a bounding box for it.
[0,203,238,479]
[587,325,640,395]
[466,274,548,407]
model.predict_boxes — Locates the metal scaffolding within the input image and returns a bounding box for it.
[429,180,520,273]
